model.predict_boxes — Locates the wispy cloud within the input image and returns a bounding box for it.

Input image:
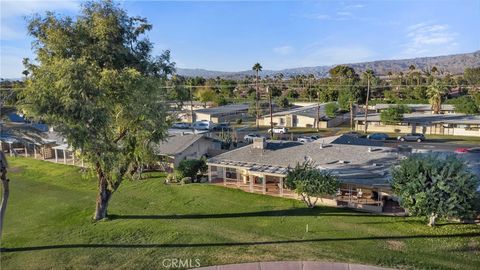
[304,2,365,21]
[400,22,459,57]
[273,45,294,55]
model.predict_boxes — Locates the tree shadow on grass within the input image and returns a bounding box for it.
[108,208,392,220]
[2,232,479,253]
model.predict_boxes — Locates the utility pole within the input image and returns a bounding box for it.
[190,85,195,133]
[267,86,273,139]
[364,74,371,134]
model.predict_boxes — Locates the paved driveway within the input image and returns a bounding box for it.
[195,261,393,270]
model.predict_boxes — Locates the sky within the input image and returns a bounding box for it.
[1,0,479,78]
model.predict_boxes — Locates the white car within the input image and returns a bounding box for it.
[243,134,265,142]
[193,120,215,130]
[268,127,288,134]
[297,136,314,143]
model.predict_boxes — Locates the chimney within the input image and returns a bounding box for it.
[368,147,372,152]
[252,137,266,149]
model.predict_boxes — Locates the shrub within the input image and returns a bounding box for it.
[325,102,339,118]
[177,159,207,181]
[285,161,340,208]
[391,154,479,226]
[236,119,242,125]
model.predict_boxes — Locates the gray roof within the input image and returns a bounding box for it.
[208,136,399,187]
[330,134,385,147]
[374,104,455,111]
[194,103,249,116]
[153,134,208,156]
[356,113,480,125]
[263,103,329,119]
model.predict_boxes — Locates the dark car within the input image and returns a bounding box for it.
[367,133,390,141]
[213,123,232,131]
[397,133,425,142]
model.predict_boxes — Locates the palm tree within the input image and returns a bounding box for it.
[252,63,262,128]
[427,79,447,114]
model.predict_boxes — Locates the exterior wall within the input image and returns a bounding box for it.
[173,139,220,167]
[296,115,316,128]
[194,112,212,122]
[357,122,480,137]
[195,111,249,124]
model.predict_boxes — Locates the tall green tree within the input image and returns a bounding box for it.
[391,154,479,226]
[427,79,447,114]
[20,0,173,220]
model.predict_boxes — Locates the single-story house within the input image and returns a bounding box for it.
[153,134,221,171]
[258,103,349,128]
[193,103,250,123]
[373,104,456,114]
[207,136,402,213]
[355,113,480,137]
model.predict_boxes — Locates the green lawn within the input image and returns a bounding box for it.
[1,158,479,270]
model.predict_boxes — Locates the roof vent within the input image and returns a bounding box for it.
[252,137,266,149]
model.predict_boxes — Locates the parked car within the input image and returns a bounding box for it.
[212,123,232,131]
[243,134,265,142]
[467,147,480,153]
[397,133,425,142]
[309,135,320,140]
[193,120,214,130]
[297,136,314,143]
[172,122,191,129]
[455,148,469,153]
[367,133,389,141]
[268,127,288,134]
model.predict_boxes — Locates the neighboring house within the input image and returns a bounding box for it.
[207,136,401,213]
[193,103,250,123]
[168,101,215,123]
[373,104,456,114]
[355,113,480,137]
[258,103,349,128]
[153,134,221,170]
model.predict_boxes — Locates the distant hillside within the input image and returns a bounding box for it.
[177,50,480,79]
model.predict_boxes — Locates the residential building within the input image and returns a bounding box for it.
[193,103,250,123]
[373,104,456,114]
[153,134,221,170]
[258,103,349,128]
[207,136,402,213]
[355,113,480,137]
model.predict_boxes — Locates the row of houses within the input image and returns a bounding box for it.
[358,103,480,137]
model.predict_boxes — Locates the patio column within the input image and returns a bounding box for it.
[279,177,284,197]
[72,152,75,165]
[63,149,67,164]
[236,169,241,187]
[262,175,266,194]
[208,166,212,182]
[81,159,84,167]
[223,167,226,186]
[249,175,253,192]
[24,143,28,157]
[54,148,58,163]
[33,145,37,159]
[9,142,12,157]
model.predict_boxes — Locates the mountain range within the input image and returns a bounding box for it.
[176,50,480,79]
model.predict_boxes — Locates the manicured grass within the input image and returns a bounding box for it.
[1,158,479,270]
